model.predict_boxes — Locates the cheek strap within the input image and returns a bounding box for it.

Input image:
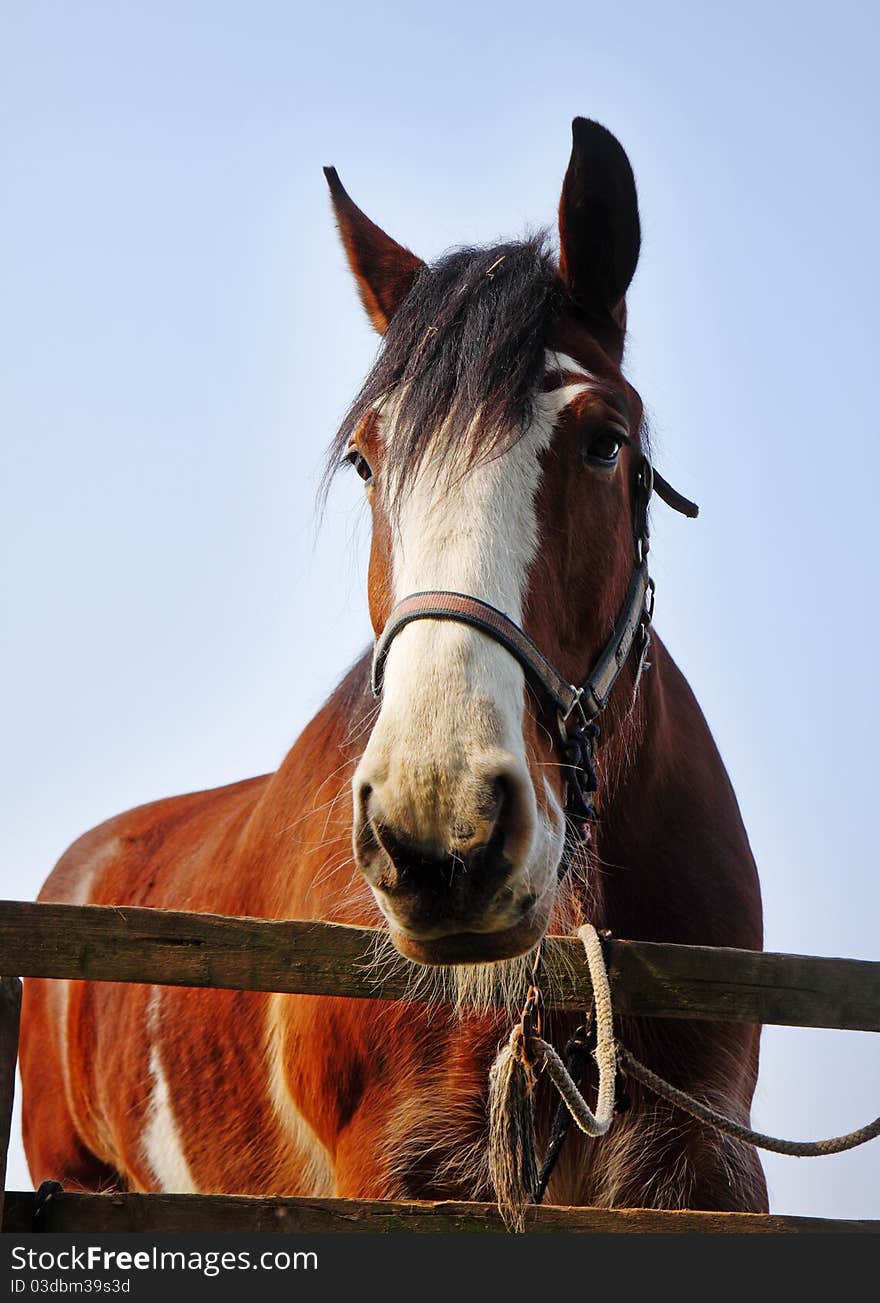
[370,566,652,728]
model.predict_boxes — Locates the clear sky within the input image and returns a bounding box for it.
[2,1,877,1219]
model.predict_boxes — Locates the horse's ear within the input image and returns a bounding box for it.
[324,167,425,334]
[558,119,641,331]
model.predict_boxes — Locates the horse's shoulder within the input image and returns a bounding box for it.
[38,776,269,907]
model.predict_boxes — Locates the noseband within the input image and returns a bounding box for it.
[371,456,698,848]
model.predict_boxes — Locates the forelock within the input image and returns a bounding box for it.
[325,235,567,513]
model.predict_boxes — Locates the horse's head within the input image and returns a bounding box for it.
[328,120,648,965]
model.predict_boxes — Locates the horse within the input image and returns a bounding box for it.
[20,118,768,1213]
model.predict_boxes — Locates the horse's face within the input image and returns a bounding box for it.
[327,121,643,964]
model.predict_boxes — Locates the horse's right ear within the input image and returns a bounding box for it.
[558,119,641,331]
[324,167,425,334]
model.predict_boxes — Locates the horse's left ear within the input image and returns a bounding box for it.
[324,167,425,334]
[558,119,641,333]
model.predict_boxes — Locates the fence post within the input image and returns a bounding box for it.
[0,977,22,1229]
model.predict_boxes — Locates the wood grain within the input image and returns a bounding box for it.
[0,899,878,1031]
[1,1190,876,1234]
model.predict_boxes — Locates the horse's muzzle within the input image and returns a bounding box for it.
[354,778,550,962]
[385,895,554,966]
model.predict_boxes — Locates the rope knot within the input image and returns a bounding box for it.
[488,924,618,1231]
[508,1022,537,1070]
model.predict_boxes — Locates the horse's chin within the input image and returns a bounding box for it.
[387,894,554,967]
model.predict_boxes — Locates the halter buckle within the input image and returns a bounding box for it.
[632,623,652,704]
[644,576,656,625]
[557,686,590,739]
[635,457,654,565]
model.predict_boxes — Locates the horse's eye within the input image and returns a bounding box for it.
[584,428,624,466]
[345,448,374,484]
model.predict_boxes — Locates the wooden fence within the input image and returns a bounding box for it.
[0,899,877,1234]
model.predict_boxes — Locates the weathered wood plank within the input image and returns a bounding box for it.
[1,899,878,1031]
[2,1191,876,1234]
[0,977,22,1228]
[605,937,880,1031]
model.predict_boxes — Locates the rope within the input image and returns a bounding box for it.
[487,923,615,1226]
[527,1035,613,1136]
[614,1042,880,1157]
[489,923,880,1226]
[533,1023,593,1201]
[527,924,617,1137]
[541,926,880,1160]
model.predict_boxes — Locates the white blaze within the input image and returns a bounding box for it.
[354,353,600,923]
[378,351,598,750]
[380,409,551,756]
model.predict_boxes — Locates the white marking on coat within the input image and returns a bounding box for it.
[142,1054,198,1192]
[141,990,198,1193]
[354,387,575,928]
[265,994,335,1194]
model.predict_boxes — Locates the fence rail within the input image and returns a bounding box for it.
[2,1191,876,1235]
[1,899,879,1030]
[1,898,878,1235]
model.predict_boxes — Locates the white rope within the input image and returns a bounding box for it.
[614,1041,880,1157]
[530,924,880,1160]
[578,923,617,1130]
[525,923,616,1137]
[490,920,879,1229]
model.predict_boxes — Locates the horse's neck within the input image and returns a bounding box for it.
[592,633,763,950]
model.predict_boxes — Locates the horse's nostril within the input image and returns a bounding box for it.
[468,778,509,868]
[478,776,506,823]
[354,761,532,906]
[490,776,510,835]
[366,780,514,896]
[372,823,450,888]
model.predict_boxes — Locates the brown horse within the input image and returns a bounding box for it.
[21,119,767,1212]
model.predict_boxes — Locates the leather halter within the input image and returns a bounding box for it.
[370,454,698,835]
[372,570,652,724]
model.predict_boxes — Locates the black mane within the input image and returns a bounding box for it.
[325,235,566,509]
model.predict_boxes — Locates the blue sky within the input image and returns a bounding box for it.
[2,2,878,1217]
